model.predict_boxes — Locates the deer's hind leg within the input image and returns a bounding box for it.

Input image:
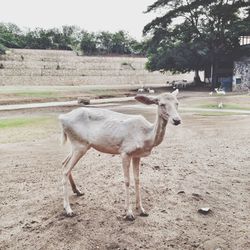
[122,153,134,221]
[62,144,89,216]
[69,172,83,196]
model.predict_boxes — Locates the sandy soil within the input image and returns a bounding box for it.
[0,96,250,250]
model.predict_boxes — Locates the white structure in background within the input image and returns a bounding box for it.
[204,37,250,92]
[233,36,250,91]
[233,56,250,91]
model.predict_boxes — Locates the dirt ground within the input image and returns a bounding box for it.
[0,93,250,250]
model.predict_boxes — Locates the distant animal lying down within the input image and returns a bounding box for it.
[59,90,181,220]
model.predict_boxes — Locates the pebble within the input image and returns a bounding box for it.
[198,207,211,215]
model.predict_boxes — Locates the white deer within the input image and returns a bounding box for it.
[59,90,181,220]
[215,88,226,95]
[215,88,226,108]
[137,88,144,93]
[147,87,155,94]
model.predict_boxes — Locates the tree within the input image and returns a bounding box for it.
[22,28,52,49]
[96,31,113,54]
[145,21,209,82]
[80,31,97,55]
[0,22,146,56]
[81,30,145,55]
[0,43,6,54]
[110,31,130,54]
[0,23,24,50]
[108,30,145,55]
[144,0,250,86]
[61,25,82,50]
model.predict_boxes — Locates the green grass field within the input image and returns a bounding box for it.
[198,103,250,110]
[0,116,53,129]
[0,115,58,143]
[195,111,242,116]
[0,86,125,101]
[14,91,59,98]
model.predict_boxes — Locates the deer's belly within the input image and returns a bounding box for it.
[91,144,120,155]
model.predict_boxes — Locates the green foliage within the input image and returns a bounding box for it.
[80,30,145,55]
[21,26,82,50]
[198,103,250,111]
[121,62,136,70]
[146,38,208,73]
[80,31,98,55]
[0,23,23,52]
[96,31,115,54]
[144,0,250,83]
[0,22,145,56]
[0,117,51,129]
[0,43,6,54]
[14,91,58,98]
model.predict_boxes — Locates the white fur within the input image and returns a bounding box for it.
[215,88,226,95]
[59,90,181,219]
[214,88,225,109]
[218,102,223,108]
[147,88,155,94]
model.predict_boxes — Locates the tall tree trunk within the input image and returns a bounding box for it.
[194,69,201,84]
[211,60,218,89]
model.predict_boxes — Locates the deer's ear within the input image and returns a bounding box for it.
[171,89,179,97]
[135,95,158,105]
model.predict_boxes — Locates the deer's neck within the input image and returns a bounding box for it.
[151,113,168,147]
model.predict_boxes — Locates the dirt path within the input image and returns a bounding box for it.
[0,100,250,249]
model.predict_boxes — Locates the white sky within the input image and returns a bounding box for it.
[0,0,157,40]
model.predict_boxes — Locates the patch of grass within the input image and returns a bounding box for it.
[179,109,239,116]
[14,91,59,98]
[0,116,58,143]
[223,104,250,110]
[195,112,243,116]
[198,103,250,110]
[121,62,129,66]
[0,88,61,98]
[87,89,120,96]
[121,62,136,70]
[0,116,52,129]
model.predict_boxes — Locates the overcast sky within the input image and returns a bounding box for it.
[0,0,157,40]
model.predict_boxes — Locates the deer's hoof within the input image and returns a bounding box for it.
[139,211,149,217]
[64,208,75,217]
[124,214,135,221]
[75,190,84,196]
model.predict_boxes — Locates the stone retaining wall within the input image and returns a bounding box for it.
[0,49,193,86]
[233,58,250,91]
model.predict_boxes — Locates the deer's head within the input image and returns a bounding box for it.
[135,89,181,126]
